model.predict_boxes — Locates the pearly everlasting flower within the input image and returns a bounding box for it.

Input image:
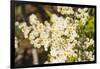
[44,61,49,64]
[18,22,26,29]
[57,6,74,15]
[84,8,88,12]
[22,26,32,38]
[50,49,58,56]
[56,57,66,63]
[29,14,37,25]
[30,40,34,44]
[76,8,89,26]
[29,32,35,40]
[15,22,19,26]
[50,14,58,23]
[90,39,94,45]
[51,14,68,31]
[78,8,83,13]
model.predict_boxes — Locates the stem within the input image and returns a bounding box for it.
[32,48,39,65]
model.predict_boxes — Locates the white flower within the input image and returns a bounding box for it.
[29,14,37,25]
[22,27,31,38]
[78,57,81,61]
[15,22,19,26]
[78,8,83,13]
[84,8,88,12]
[64,29,69,35]
[50,58,59,63]
[57,6,74,15]
[75,20,79,24]
[34,43,41,48]
[56,57,66,63]
[33,31,39,37]
[90,39,94,45]
[29,32,35,40]
[84,13,89,17]
[50,14,58,23]
[81,18,86,25]
[86,37,89,41]
[50,49,58,56]
[44,40,50,51]
[30,40,34,44]
[76,13,81,19]
[90,55,94,61]
[44,61,49,64]
[65,17,71,23]
[18,22,26,29]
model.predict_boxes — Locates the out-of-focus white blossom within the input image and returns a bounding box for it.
[18,22,26,29]
[15,22,19,26]
[90,39,94,45]
[22,26,32,38]
[51,14,68,31]
[76,8,89,26]
[84,8,88,12]
[29,32,35,40]
[57,6,74,15]
[29,14,37,25]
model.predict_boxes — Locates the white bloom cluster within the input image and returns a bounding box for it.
[51,14,67,31]
[16,21,32,38]
[29,14,51,50]
[83,38,94,49]
[57,6,74,15]
[48,14,79,63]
[75,8,89,25]
[85,51,94,61]
[83,38,94,61]
[76,37,95,62]
[15,14,51,51]
[15,6,95,64]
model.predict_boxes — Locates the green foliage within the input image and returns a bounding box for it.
[67,55,77,62]
[15,26,24,39]
[45,9,52,17]
[84,16,94,38]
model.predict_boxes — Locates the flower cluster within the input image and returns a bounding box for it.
[77,37,94,61]
[75,8,89,25]
[15,14,51,51]
[57,6,74,15]
[15,6,95,64]
[48,14,79,63]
